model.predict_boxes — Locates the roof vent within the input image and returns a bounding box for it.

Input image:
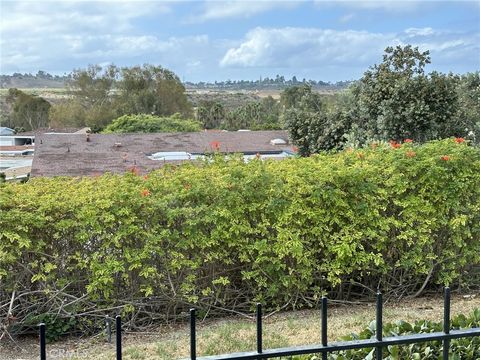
[270,138,287,145]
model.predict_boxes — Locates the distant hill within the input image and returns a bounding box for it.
[1,71,353,91]
[0,71,69,89]
[185,78,353,91]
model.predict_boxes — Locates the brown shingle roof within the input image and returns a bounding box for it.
[31,131,294,177]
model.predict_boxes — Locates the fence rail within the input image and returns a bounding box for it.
[37,287,480,360]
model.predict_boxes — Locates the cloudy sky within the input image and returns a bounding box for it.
[1,0,479,82]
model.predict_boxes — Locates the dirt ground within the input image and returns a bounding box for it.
[1,292,478,360]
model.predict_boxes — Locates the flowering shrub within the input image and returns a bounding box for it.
[0,139,479,334]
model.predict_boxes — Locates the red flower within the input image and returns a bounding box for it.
[210,141,221,151]
[292,146,299,153]
[141,189,151,197]
[404,139,413,143]
[405,150,416,158]
[441,155,450,161]
[389,140,401,149]
[455,137,465,144]
[129,166,140,176]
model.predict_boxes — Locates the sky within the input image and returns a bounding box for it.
[1,0,479,82]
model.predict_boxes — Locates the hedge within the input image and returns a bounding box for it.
[0,139,479,335]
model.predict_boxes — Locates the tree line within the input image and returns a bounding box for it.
[185,76,351,90]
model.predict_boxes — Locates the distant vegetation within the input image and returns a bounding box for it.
[184,76,352,90]
[0,71,350,91]
[102,113,202,133]
[197,96,282,130]
[0,71,69,89]
[1,88,51,132]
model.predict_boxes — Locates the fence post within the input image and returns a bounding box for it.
[106,315,112,343]
[115,315,122,360]
[256,303,263,355]
[376,292,383,360]
[39,323,46,360]
[321,296,328,360]
[190,308,196,360]
[443,287,451,360]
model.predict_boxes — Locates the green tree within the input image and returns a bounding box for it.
[48,100,86,128]
[280,84,313,109]
[102,113,201,133]
[355,45,459,142]
[455,72,480,144]
[50,64,192,131]
[283,85,348,155]
[6,88,51,131]
[116,65,192,118]
[197,101,225,129]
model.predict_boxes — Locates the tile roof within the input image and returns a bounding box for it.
[31,131,294,177]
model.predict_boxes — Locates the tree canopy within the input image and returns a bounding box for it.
[102,113,201,133]
[285,45,478,154]
[49,64,193,131]
[5,88,51,131]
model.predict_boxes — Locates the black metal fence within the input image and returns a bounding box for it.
[37,287,480,360]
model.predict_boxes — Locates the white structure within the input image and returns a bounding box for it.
[0,135,35,146]
[0,127,15,136]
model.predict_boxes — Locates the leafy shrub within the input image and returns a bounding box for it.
[23,314,76,342]
[102,113,201,133]
[301,309,480,359]
[0,139,479,335]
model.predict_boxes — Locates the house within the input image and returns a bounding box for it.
[0,127,90,180]
[31,130,296,177]
[0,129,35,180]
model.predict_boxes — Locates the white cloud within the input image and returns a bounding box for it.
[0,1,170,36]
[405,27,435,37]
[315,0,423,12]
[220,26,480,71]
[339,13,355,23]
[220,27,395,68]
[0,1,187,73]
[191,0,301,22]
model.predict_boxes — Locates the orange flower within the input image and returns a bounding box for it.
[210,141,221,151]
[143,175,148,180]
[292,146,299,153]
[455,137,465,143]
[441,155,450,161]
[356,152,365,159]
[389,140,401,149]
[405,150,416,158]
[404,139,413,143]
[141,189,151,197]
[129,166,140,176]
